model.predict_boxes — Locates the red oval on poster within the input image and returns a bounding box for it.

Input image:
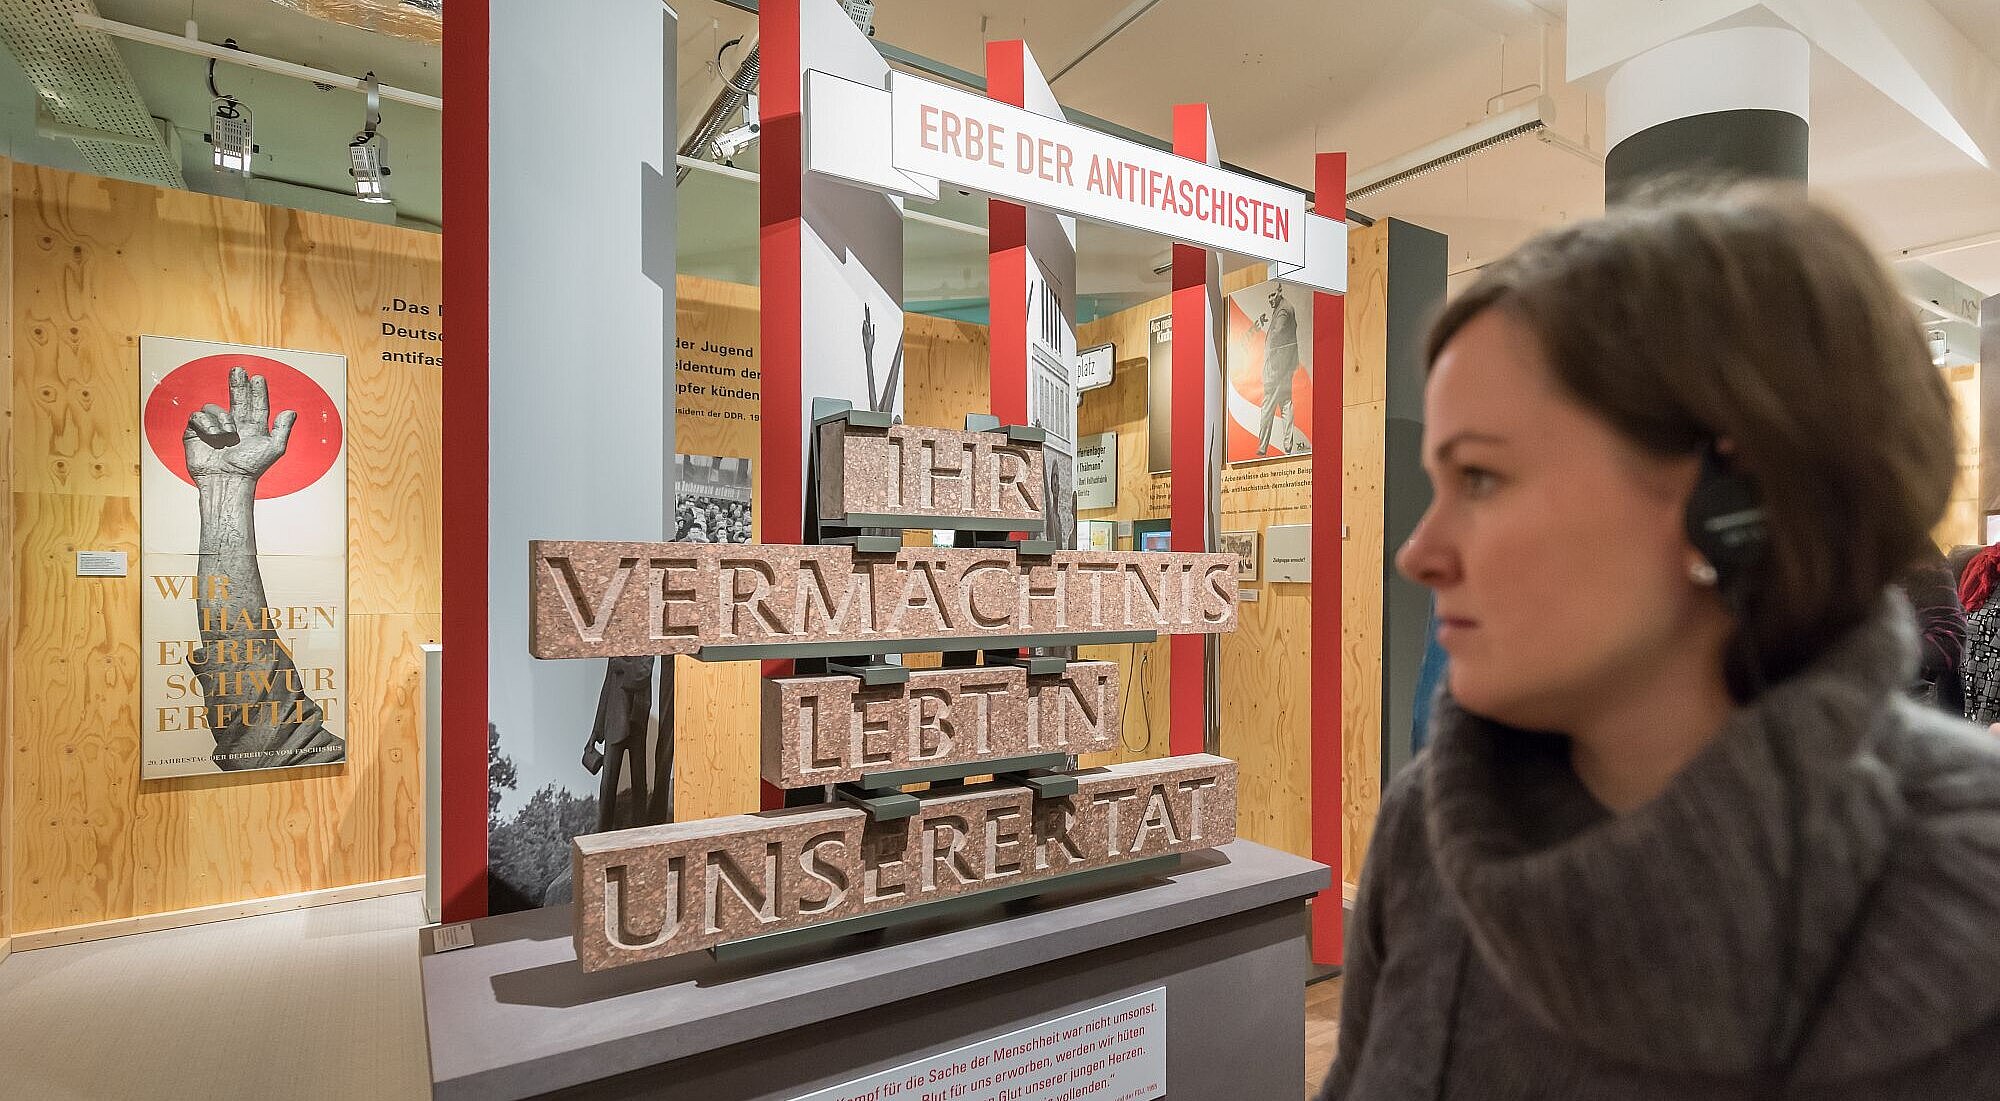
[142,352,343,500]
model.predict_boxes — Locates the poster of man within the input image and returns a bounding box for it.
[1224,279,1315,463]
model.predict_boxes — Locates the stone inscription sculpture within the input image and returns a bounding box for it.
[817,420,1046,526]
[529,544,1239,660]
[539,409,1243,972]
[574,754,1236,970]
[761,662,1120,787]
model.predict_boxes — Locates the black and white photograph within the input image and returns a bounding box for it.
[673,454,753,544]
[1220,529,1261,583]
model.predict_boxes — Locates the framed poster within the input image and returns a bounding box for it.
[1145,315,1172,474]
[672,454,752,543]
[1220,529,1260,582]
[1224,279,1313,463]
[1080,519,1116,552]
[1076,431,1118,510]
[140,336,348,778]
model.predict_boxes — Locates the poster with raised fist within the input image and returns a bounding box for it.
[139,336,348,778]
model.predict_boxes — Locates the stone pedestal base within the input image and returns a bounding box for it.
[421,840,1331,1101]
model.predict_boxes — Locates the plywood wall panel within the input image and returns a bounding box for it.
[662,276,994,822]
[903,316,990,431]
[8,165,439,936]
[348,361,443,616]
[1342,401,1387,877]
[1,154,14,950]
[10,491,145,931]
[1072,234,1390,880]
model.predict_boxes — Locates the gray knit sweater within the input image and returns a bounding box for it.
[1319,597,2000,1099]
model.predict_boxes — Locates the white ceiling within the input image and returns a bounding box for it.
[1,0,1995,302]
[849,0,2000,297]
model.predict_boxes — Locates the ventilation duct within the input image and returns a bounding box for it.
[0,0,186,189]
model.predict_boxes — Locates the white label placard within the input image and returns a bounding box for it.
[1076,432,1118,511]
[1265,523,1312,583]
[792,987,1166,1101]
[1076,343,1115,392]
[76,551,129,577]
[432,923,475,953]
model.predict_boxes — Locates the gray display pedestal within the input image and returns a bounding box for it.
[420,840,1331,1100]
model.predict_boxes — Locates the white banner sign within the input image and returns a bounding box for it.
[1076,343,1115,392]
[793,988,1166,1101]
[804,70,1345,291]
[890,74,1302,266]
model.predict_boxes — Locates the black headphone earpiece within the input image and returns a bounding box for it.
[1684,441,1768,604]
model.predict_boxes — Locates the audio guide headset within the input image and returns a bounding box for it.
[1683,440,1769,606]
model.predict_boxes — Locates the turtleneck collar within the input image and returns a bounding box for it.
[1422,592,2000,1079]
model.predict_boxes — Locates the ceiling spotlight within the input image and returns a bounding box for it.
[844,0,876,36]
[349,72,392,204]
[202,42,257,177]
[208,97,256,175]
[711,93,760,165]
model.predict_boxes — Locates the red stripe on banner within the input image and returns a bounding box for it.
[989,200,1029,426]
[1169,104,1211,758]
[987,41,1029,426]
[1311,151,1348,965]
[440,0,491,923]
[759,0,805,811]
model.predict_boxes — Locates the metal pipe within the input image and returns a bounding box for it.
[675,155,987,238]
[35,111,161,148]
[74,13,442,110]
[1051,0,1166,84]
[678,43,759,185]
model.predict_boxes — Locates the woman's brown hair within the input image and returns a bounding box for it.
[1428,188,1957,693]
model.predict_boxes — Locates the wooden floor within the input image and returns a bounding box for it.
[1305,975,1344,1096]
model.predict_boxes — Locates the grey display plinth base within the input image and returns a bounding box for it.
[420,840,1331,1101]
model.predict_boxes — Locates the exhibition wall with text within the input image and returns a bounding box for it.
[1,158,440,945]
[605,240,1412,893]
[0,152,1422,950]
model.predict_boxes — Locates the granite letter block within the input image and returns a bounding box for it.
[1025,661,1121,754]
[761,661,1122,786]
[817,421,1045,526]
[571,754,1238,971]
[530,542,1240,659]
[571,803,867,972]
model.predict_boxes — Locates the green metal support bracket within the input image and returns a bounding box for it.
[709,854,1184,964]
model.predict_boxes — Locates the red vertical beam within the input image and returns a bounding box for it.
[439,0,490,924]
[987,41,1029,426]
[1311,152,1348,965]
[1169,104,1212,758]
[758,0,805,810]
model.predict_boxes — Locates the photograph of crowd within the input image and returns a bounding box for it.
[674,454,752,544]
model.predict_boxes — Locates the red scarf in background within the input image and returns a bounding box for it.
[1959,545,2000,614]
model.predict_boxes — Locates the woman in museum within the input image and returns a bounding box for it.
[1319,190,2000,1099]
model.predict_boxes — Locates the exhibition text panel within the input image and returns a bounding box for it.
[793,988,1166,1101]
